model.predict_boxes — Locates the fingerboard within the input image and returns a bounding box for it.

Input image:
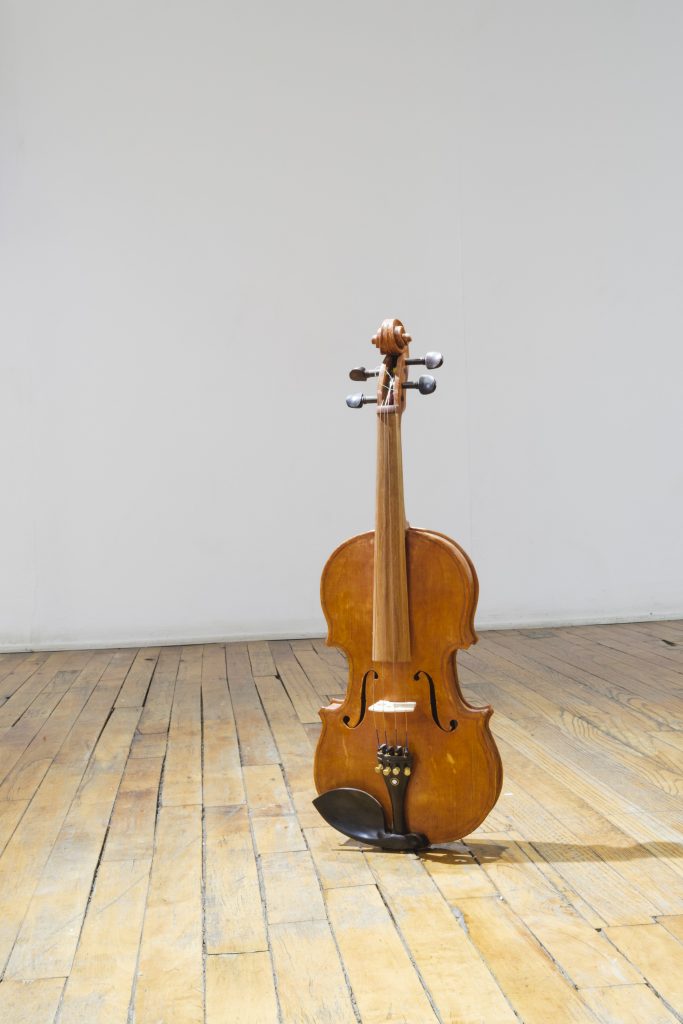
[372,409,411,663]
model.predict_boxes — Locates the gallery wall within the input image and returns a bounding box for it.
[2,1,682,649]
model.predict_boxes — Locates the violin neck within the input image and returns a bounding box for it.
[372,409,411,663]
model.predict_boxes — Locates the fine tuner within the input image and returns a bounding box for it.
[346,351,442,409]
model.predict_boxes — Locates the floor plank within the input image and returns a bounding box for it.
[5,707,141,980]
[134,804,203,1024]
[367,849,517,1023]
[269,919,356,1024]
[604,923,683,1016]
[0,977,64,1024]
[581,983,679,1024]
[456,895,599,1023]
[225,644,279,765]
[57,857,151,1024]
[161,645,203,806]
[325,883,440,1023]
[206,952,278,1024]
[204,804,267,954]
[202,645,244,807]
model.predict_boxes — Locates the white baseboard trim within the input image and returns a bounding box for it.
[1,610,681,653]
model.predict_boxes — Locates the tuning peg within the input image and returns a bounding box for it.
[349,366,379,382]
[406,352,443,369]
[404,374,437,395]
[346,393,378,408]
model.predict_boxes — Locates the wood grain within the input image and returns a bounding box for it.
[0,623,679,1021]
[204,805,267,954]
[269,919,356,1024]
[134,804,203,1024]
[316,528,501,842]
[372,409,411,663]
[58,857,151,1024]
[206,952,278,1024]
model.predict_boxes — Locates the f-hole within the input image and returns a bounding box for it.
[342,670,376,728]
[414,671,458,732]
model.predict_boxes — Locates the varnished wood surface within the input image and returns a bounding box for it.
[0,622,681,1023]
[316,528,500,841]
[372,410,411,663]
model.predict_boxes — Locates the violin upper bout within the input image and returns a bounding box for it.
[320,528,478,658]
[407,528,479,654]
[320,532,375,657]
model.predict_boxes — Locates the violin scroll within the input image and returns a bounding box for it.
[346,319,441,410]
[371,318,411,355]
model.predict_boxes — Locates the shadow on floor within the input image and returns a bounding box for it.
[419,838,683,865]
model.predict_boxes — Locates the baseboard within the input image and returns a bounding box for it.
[1,610,681,653]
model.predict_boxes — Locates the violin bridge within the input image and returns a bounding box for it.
[368,700,416,714]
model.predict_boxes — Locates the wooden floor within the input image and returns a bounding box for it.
[0,623,682,1023]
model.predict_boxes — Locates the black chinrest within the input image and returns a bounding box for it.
[313,787,428,851]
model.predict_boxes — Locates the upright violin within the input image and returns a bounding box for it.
[313,318,502,850]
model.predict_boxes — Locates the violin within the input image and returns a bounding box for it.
[313,318,502,850]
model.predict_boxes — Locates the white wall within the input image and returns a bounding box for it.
[2,1,682,651]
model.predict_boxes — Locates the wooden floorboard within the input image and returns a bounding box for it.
[0,622,681,1022]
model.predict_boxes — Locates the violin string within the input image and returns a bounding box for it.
[373,363,381,748]
[394,371,400,752]
[387,363,394,749]
[404,381,409,754]
[394,370,400,751]
[401,363,408,753]
[395,378,400,753]
[388,365,398,751]
[385,366,391,747]
[393,360,406,754]
[381,364,389,748]
[387,364,393,749]
[391,361,406,752]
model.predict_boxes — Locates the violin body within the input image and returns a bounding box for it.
[312,318,502,848]
[314,528,502,843]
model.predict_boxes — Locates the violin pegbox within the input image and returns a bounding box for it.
[346,318,442,410]
[372,318,409,414]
